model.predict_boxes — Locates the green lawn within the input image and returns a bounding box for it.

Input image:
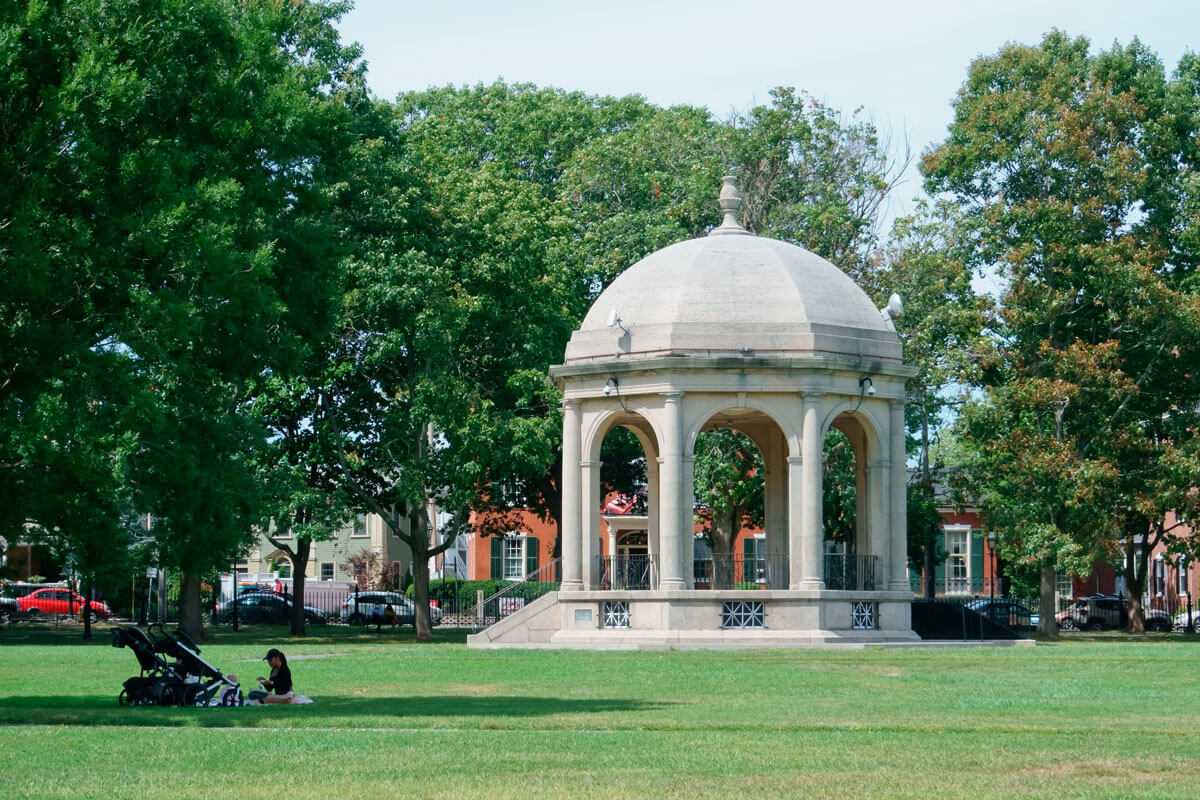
[2,623,1199,799]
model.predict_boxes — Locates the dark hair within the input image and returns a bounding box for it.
[264,648,286,664]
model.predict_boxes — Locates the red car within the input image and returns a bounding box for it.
[16,587,112,620]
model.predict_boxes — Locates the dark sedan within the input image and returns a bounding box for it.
[966,598,1037,631]
[215,593,325,625]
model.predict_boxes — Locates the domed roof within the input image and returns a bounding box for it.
[562,179,902,365]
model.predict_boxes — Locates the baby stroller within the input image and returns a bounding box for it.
[111,624,243,707]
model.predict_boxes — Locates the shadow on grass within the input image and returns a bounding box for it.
[0,694,678,728]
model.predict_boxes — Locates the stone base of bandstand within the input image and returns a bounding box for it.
[465,589,929,650]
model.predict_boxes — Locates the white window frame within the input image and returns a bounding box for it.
[943,525,971,594]
[351,514,368,539]
[1056,571,1073,603]
[320,562,334,581]
[1179,559,1190,596]
[503,535,526,581]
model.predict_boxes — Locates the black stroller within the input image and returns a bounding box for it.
[111,624,243,707]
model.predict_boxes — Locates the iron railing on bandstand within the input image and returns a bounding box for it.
[598,555,657,590]
[823,554,878,591]
[692,554,788,589]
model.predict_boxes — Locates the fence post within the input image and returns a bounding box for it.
[476,589,484,626]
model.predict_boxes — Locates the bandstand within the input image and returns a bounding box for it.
[468,178,918,648]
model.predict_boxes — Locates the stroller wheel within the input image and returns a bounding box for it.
[221,690,244,707]
[181,685,205,707]
[119,688,131,706]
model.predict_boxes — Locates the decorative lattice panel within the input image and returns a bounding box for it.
[721,601,765,629]
[602,601,630,629]
[852,601,877,630]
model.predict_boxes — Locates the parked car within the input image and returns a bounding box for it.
[1172,609,1200,633]
[16,587,112,620]
[1055,595,1171,631]
[1,596,19,619]
[340,591,442,627]
[214,592,325,625]
[965,598,1037,631]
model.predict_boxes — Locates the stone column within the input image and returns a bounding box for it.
[560,399,582,591]
[646,462,660,583]
[799,392,825,589]
[889,399,909,590]
[581,460,602,589]
[682,455,696,588]
[764,429,789,588]
[867,459,889,590]
[787,455,805,589]
[658,391,686,590]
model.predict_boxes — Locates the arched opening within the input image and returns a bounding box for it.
[594,421,654,590]
[691,405,790,590]
[824,411,880,591]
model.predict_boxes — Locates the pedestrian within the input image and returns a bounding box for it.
[247,648,294,705]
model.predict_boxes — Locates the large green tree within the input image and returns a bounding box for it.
[1,0,367,639]
[867,201,989,596]
[924,31,1200,632]
[326,84,586,640]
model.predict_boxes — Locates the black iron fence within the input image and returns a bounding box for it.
[910,597,1027,640]
[599,555,657,590]
[823,554,878,591]
[692,554,788,589]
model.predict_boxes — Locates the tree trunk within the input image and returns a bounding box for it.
[710,509,738,589]
[178,571,205,641]
[290,537,311,636]
[1125,545,1146,634]
[920,401,936,600]
[411,523,433,643]
[1037,565,1058,635]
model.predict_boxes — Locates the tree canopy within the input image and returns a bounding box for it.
[925,31,1200,631]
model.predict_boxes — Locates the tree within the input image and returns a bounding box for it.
[0,0,368,640]
[924,31,1200,632]
[323,83,590,641]
[726,87,910,272]
[866,201,989,597]
[693,430,765,587]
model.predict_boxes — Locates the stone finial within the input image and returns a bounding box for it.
[709,175,751,236]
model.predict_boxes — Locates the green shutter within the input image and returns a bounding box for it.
[526,536,539,576]
[490,537,502,579]
[971,530,985,593]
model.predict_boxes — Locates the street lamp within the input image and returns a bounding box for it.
[987,531,998,601]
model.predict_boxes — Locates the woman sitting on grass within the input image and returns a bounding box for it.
[248,648,293,705]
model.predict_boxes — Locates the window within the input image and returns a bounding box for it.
[1056,572,1073,602]
[744,535,767,584]
[1180,560,1190,596]
[276,559,292,578]
[503,537,525,580]
[390,562,402,590]
[490,534,538,580]
[351,514,367,538]
[945,528,968,593]
[320,562,334,581]
[1153,557,1165,596]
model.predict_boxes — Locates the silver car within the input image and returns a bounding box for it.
[340,591,442,627]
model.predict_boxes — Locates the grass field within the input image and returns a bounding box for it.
[1,623,1199,799]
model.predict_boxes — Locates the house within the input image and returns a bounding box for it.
[240,513,414,589]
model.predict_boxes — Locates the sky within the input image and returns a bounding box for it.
[336,0,1196,220]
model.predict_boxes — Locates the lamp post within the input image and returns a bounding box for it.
[987,531,998,602]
